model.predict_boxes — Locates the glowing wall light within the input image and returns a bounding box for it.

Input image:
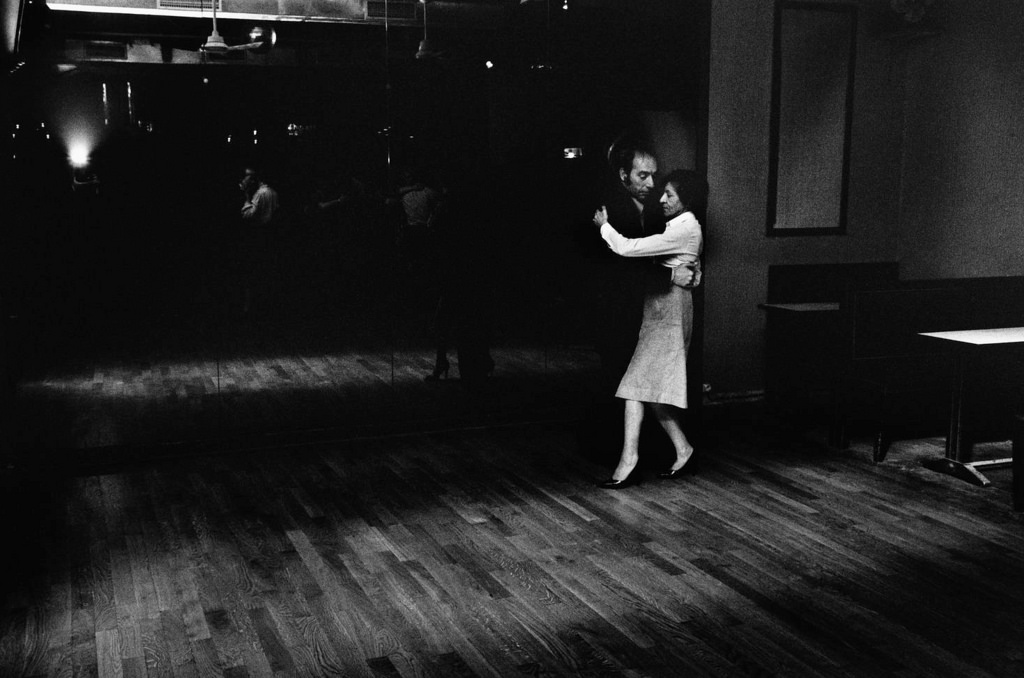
[68,141,90,167]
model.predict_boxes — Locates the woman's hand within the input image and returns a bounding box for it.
[593,206,609,228]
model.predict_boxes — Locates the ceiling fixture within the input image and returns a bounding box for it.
[415,0,433,58]
[202,1,275,54]
[415,0,446,59]
[202,0,228,52]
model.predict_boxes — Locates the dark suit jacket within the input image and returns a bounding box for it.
[591,182,668,387]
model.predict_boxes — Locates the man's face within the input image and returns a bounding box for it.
[621,154,657,203]
[241,170,258,192]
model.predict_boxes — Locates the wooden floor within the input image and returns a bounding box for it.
[2,416,1023,678]
[12,344,601,460]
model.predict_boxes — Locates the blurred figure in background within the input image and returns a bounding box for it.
[424,159,494,386]
[238,166,280,315]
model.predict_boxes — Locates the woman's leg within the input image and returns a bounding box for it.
[611,399,645,481]
[650,403,695,470]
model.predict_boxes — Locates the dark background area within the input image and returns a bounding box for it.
[0,0,708,451]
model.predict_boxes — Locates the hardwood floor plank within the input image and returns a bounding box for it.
[189,636,225,678]
[156,609,199,678]
[139,616,174,678]
[0,607,28,678]
[94,628,121,678]
[728,546,996,678]
[19,569,72,678]
[303,597,377,678]
[85,558,117,640]
[493,559,684,676]
[406,583,527,677]
[69,608,98,678]
[408,557,552,673]
[192,574,255,675]
[174,569,211,644]
[247,606,297,675]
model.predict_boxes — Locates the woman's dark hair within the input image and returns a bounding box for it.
[663,169,708,212]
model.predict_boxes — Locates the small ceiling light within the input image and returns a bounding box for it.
[485,60,494,69]
[246,26,277,54]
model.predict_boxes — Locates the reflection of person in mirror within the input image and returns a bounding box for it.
[240,167,279,226]
[238,166,280,314]
[391,161,442,257]
[422,163,493,386]
[314,170,368,217]
[592,169,706,489]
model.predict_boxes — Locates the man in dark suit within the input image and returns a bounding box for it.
[595,144,664,389]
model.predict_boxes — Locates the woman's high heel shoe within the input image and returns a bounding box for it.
[598,473,638,489]
[658,452,699,479]
[424,359,450,382]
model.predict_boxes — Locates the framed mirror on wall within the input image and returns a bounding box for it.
[767,1,857,236]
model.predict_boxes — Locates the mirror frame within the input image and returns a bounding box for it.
[766,1,857,236]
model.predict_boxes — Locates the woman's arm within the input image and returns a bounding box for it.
[593,206,695,258]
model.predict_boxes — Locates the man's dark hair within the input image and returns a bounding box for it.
[610,144,655,180]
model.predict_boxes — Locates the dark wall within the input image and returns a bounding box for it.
[897,0,1024,280]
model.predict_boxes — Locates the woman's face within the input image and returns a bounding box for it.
[660,183,685,218]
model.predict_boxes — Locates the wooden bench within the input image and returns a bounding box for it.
[830,286,967,461]
[766,262,900,306]
[761,262,898,422]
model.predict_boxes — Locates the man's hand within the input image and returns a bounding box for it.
[671,262,701,289]
[593,206,609,228]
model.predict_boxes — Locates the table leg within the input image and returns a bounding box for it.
[946,350,965,461]
[922,349,993,486]
[1014,416,1023,511]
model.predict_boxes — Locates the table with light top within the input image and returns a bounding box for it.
[918,327,1024,489]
